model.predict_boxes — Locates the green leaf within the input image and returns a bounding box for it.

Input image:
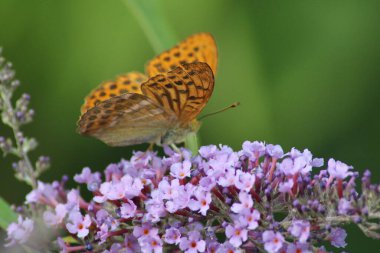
[0,196,17,229]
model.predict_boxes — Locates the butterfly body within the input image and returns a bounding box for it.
[160,119,201,145]
[77,33,217,147]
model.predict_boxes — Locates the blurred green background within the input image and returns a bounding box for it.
[1,0,380,252]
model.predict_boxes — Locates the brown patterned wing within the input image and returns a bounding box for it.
[145,33,217,77]
[141,62,214,124]
[80,72,148,114]
[77,93,176,146]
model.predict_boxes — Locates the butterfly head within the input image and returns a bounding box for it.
[160,119,201,145]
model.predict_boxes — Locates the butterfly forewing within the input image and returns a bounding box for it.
[77,93,176,146]
[80,72,148,114]
[145,33,217,77]
[141,62,214,124]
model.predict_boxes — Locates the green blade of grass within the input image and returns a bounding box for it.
[123,0,177,54]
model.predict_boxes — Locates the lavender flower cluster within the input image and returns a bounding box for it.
[5,142,380,252]
[0,48,50,188]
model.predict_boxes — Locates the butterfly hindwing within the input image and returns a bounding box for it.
[80,72,148,114]
[145,33,217,77]
[180,62,214,123]
[77,93,176,146]
[141,62,214,124]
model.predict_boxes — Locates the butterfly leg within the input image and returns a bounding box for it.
[170,143,181,153]
[147,143,155,151]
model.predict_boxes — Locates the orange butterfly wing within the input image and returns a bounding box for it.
[145,33,217,77]
[80,72,147,114]
[141,62,214,124]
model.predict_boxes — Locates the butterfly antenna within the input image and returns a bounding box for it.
[199,102,240,120]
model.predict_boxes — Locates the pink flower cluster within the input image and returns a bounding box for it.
[5,141,380,252]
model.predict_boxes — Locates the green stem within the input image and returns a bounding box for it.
[123,0,177,54]
[124,0,200,154]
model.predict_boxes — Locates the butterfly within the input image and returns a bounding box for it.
[77,33,218,147]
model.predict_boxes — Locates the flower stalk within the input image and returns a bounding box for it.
[0,48,50,189]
